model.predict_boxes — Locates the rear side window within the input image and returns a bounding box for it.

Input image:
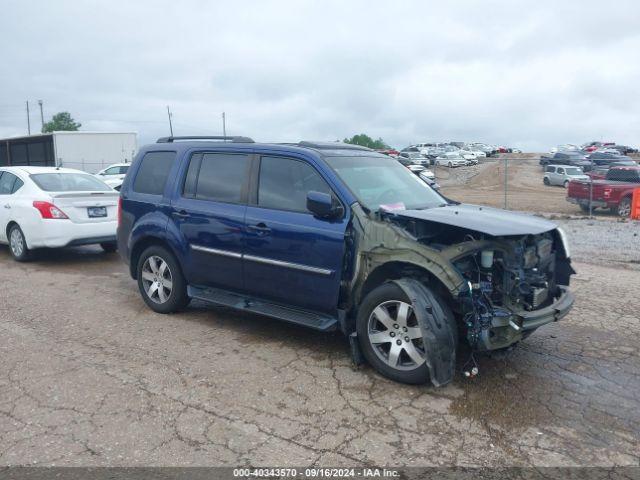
[0,172,17,194]
[607,169,640,182]
[183,153,249,203]
[258,156,332,212]
[133,151,177,195]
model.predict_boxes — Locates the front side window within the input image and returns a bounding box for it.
[184,153,249,203]
[31,173,112,192]
[104,167,121,175]
[258,156,332,212]
[132,151,177,195]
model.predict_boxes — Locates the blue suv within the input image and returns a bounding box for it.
[118,136,575,386]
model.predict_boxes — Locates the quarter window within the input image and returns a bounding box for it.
[132,151,177,195]
[258,156,332,212]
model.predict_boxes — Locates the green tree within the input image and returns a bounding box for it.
[42,112,81,133]
[343,133,389,150]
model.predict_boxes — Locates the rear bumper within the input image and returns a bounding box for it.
[28,220,118,248]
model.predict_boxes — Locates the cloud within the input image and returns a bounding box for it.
[1,0,639,150]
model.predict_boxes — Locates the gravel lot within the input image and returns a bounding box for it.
[1,232,639,467]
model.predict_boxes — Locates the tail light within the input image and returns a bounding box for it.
[33,201,68,219]
[117,197,122,226]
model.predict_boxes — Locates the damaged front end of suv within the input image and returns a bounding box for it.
[346,203,575,385]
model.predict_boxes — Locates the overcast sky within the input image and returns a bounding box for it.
[1,0,639,151]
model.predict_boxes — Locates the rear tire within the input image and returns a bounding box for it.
[579,203,591,213]
[100,242,117,253]
[356,282,456,385]
[7,225,30,262]
[136,245,190,313]
[563,180,570,188]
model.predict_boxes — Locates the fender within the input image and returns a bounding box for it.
[392,278,457,387]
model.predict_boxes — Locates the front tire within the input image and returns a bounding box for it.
[543,177,550,186]
[356,282,455,385]
[8,225,30,262]
[136,245,190,313]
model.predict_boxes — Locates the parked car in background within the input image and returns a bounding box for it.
[376,148,400,157]
[611,145,638,155]
[551,144,580,153]
[398,151,431,166]
[567,166,640,216]
[0,167,119,261]
[435,155,467,168]
[543,165,590,188]
[118,136,574,386]
[587,152,636,166]
[540,152,591,170]
[419,174,440,190]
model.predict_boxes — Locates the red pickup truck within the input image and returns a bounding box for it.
[567,166,640,216]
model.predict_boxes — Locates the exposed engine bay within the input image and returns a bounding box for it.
[384,208,575,351]
[452,232,565,350]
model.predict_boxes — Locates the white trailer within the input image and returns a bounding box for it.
[0,131,138,174]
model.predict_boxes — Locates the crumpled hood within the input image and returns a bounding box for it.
[395,204,557,236]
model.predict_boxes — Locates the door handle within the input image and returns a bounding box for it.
[247,222,271,235]
[4,204,10,209]
[172,209,189,218]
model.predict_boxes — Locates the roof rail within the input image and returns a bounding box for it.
[156,135,254,143]
[297,141,372,151]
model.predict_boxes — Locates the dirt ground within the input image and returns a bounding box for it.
[1,239,639,467]
[438,155,597,216]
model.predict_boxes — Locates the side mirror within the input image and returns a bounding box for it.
[99,172,105,175]
[307,191,342,219]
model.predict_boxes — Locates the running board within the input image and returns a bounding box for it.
[187,285,338,332]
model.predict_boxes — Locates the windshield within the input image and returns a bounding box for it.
[31,173,112,192]
[565,168,583,175]
[324,155,446,211]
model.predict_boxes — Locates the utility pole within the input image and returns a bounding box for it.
[38,100,44,132]
[166,106,174,136]
[26,101,31,135]
[222,112,226,138]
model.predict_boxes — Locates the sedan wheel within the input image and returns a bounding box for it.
[367,300,425,371]
[141,255,173,304]
[8,225,30,262]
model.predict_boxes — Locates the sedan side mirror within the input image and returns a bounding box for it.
[307,191,343,219]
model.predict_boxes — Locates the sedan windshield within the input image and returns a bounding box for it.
[325,155,446,211]
[31,173,112,192]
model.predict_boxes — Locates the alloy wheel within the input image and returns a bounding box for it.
[9,228,24,257]
[141,255,173,304]
[367,300,425,371]
[618,199,631,217]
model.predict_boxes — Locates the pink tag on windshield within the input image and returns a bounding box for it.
[379,202,406,212]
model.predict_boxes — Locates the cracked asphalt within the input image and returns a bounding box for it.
[0,244,639,467]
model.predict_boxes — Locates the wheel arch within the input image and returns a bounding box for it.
[356,261,457,314]
[129,235,180,279]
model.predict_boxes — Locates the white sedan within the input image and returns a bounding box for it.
[434,155,467,168]
[0,167,119,261]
